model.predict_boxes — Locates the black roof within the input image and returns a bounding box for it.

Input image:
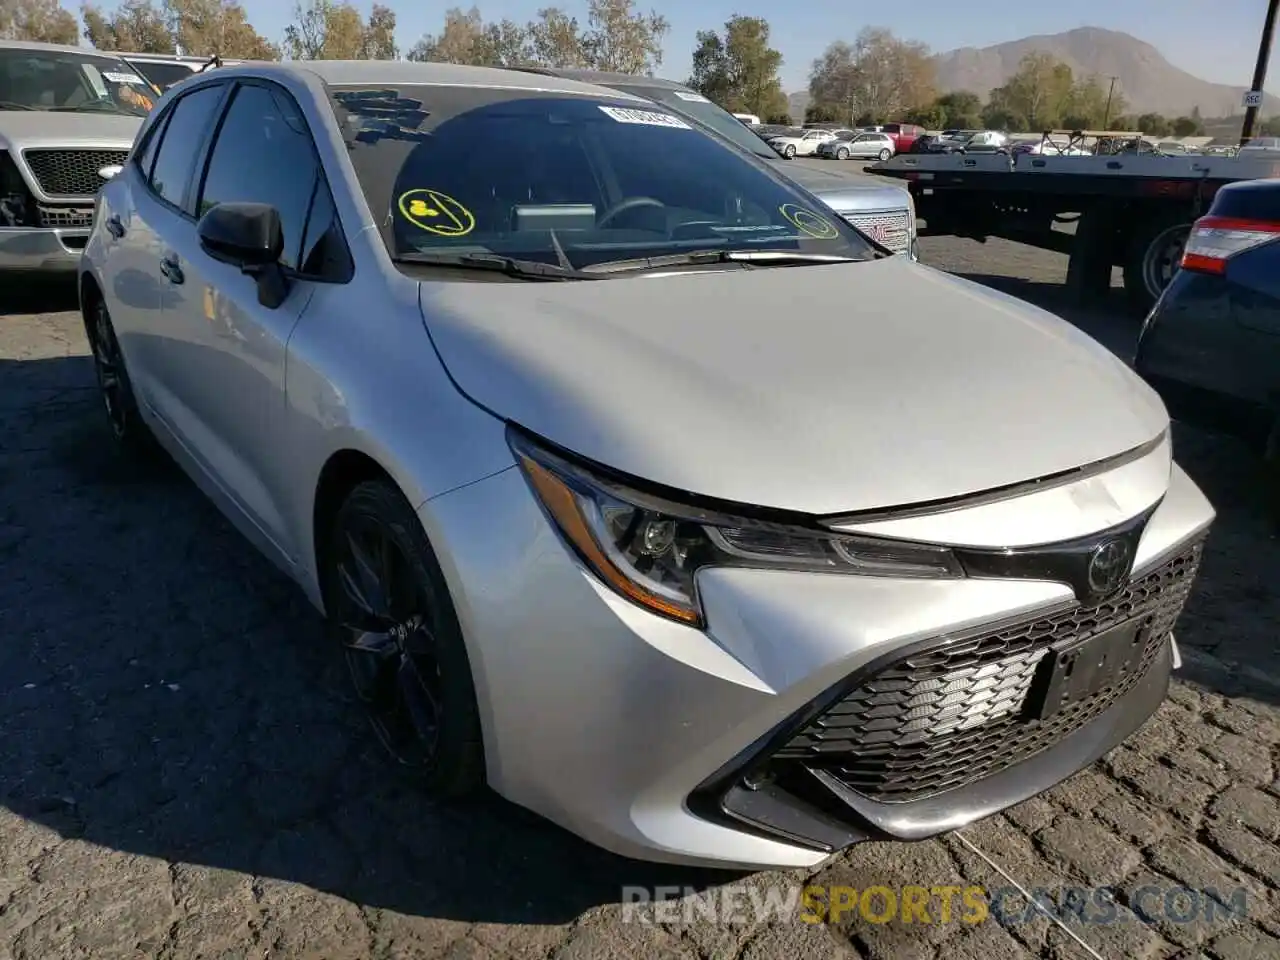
[510,66,693,92]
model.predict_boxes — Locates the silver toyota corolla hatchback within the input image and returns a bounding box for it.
[80,61,1215,870]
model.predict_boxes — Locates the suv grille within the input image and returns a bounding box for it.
[776,541,1202,802]
[843,209,911,255]
[22,149,129,198]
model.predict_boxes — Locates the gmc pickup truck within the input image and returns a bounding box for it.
[1,40,151,276]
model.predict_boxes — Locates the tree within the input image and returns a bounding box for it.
[986,52,1074,130]
[1058,74,1127,130]
[1,0,79,42]
[164,0,279,59]
[808,28,935,125]
[902,103,945,129]
[804,103,838,123]
[82,0,174,51]
[284,0,396,60]
[525,7,588,67]
[1136,112,1171,136]
[933,90,981,128]
[579,0,667,74]
[1171,115,1203,136]
[409,6,529,66]
[687,15,787,120]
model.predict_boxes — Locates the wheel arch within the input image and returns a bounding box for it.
[311,448,397,610]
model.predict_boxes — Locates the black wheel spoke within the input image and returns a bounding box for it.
[398,655,440,745]
[339,531,391,621]
[345,629,398,657]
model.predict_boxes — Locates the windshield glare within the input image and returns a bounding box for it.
[0,49,154,115]
[332,85,874,274]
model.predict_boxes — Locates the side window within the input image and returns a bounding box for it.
[132,107,170,180]
[297,178,352,280]
[148,84,225,212]
[198,83,318,271]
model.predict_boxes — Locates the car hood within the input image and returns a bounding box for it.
[772,161,908,209]
[0,111,142,149]
[418,256,1167,515]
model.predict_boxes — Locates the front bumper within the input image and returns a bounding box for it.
[420,457,1212,870]
[0,227,89,273]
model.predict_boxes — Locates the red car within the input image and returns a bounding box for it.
[879,122,925,153]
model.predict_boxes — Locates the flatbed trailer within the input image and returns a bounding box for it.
[867,144,1280,315]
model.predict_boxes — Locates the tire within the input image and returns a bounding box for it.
[836,147,849,160]
[84,296,158,457]
[878,148,892,161]
[784,144,796,159]
[1123,216,1192,317]
[323,479,485,798]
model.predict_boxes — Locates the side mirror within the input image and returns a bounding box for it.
[197,202,289,309]
[197,202,283,267]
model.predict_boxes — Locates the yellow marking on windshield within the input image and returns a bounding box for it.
[397,188,475,237]
[779,203,839,240]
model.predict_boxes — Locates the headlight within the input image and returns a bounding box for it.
[509,428,962,626]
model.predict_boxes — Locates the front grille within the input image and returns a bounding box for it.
[36,204,94,229]
[22,149,129,197]
[843,209,912,254]
[777,542,1202,803]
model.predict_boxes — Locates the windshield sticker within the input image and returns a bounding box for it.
[81,65,109,98]
[673,91,711,103]
[597,105,692,129]
[103,71,146,85]
[778,203,839,240]
[397,188,475,237]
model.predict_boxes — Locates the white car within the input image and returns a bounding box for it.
[769,128,835,158]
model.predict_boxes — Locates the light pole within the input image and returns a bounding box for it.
[1102,76,1118,128]
[1241,0,1280,145]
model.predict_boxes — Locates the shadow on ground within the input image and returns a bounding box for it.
[0,279,80,318]
[1,291,1277,926]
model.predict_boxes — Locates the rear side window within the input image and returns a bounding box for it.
[132,108,170,180]
[147,83,225,212]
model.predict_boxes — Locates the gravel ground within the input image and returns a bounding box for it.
[1,229,1278,960]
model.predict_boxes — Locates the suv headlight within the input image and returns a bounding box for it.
[509,428,962,626]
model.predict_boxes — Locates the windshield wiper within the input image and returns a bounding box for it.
[48,102,133,115]
[0,101,35,110]
[582,249,864,275]
[391,251,602,281]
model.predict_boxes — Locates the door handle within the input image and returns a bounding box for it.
[159,255,184,285]
[105,214,125,239]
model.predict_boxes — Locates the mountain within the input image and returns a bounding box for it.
[929,27,1277,118]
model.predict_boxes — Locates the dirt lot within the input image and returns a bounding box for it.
[1,232,1278,960]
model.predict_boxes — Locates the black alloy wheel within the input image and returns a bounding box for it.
[325,479,484,797]
[86,299,153,453]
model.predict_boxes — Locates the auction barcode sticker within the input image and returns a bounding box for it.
[598,106,691,129]
[103,72,146,84]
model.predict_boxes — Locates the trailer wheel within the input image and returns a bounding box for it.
[1123,217,1192,316]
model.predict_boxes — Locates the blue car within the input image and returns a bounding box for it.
[1135,178,1280,458]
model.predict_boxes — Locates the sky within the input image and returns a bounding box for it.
[191,0,1277,94]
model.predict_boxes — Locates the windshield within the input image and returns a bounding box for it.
[0,48,154,115]
[126,59,197,91]
[332,85,875,274]
[612,84,779,160]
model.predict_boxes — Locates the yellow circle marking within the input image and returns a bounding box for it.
[779,203,839,240]
[397,188,475,237]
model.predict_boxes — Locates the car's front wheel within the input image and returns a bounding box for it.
[836,147,849,160]
[784,144,796,158]
[323,478,485,797]
[878,148,892,160]
[85,297,154,454]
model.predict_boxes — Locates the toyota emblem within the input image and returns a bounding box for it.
[1086,538,1131,596]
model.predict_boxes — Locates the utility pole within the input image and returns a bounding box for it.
[1102,76,1118,128]
[1241,0,1280,145]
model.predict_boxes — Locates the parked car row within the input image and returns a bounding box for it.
[5,44,1221,880]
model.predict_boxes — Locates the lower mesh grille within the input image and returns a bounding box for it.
[36,204,94,229]
[776,542,1202,802]
[842,209,912,254]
